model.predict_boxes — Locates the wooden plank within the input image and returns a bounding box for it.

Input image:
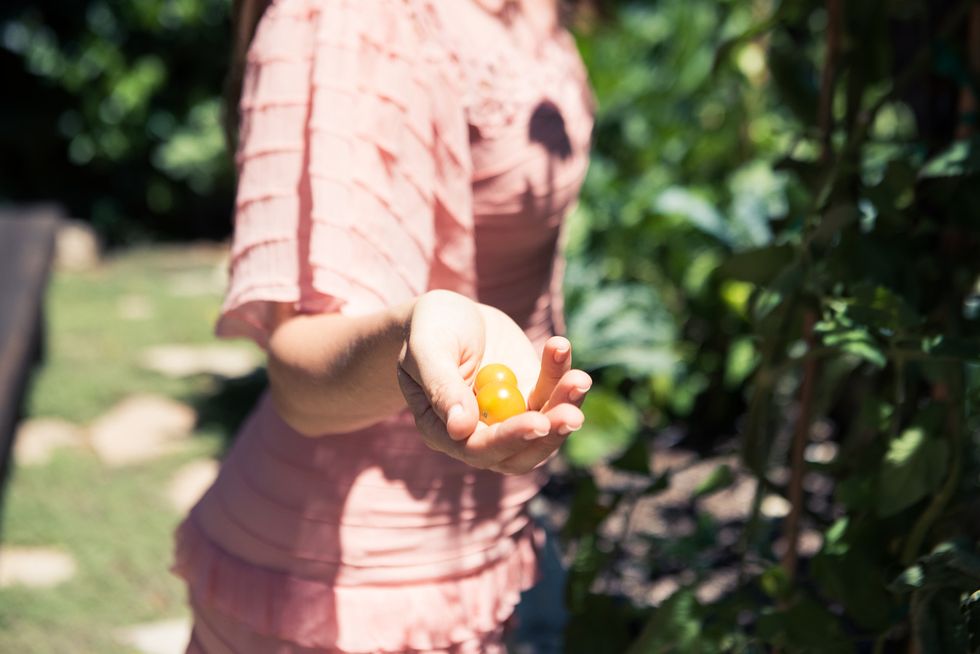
[0,211,60,481]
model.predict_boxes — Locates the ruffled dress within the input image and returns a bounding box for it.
[172,0,594,651]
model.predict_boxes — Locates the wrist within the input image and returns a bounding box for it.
[392,297,418,341]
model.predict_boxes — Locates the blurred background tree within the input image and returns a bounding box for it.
[0,0,233,243]
[2,0,980,652]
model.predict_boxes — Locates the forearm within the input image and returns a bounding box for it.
[266,300,416,436]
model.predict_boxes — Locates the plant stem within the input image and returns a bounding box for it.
[777,0,839,580]
[817,0,978,211]
[955,4,980,139]
[892,353,906,440]
[900,365,965,566]
[818,0,842,162]
[736,294,798,581]
[780,310,819,580]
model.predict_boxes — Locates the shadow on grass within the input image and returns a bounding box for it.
[186,368,267,456]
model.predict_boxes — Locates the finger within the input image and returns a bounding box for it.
[544,403,586,435]
[527,336,572,411]
[401,365,553,468]
[458,410,552,468]
[492,404,584,475]
[396,366,457,453]
[399,341,478,441]
[541,369,593,412]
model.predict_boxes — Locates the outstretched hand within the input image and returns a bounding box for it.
[396,290,592,475]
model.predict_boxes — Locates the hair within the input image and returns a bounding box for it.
[224,0,272,151]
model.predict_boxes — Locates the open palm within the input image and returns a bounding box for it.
[397,290,592,474]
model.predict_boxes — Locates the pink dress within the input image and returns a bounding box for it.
[172,0,594,651]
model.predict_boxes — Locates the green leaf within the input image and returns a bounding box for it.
[727,160,782,247]
[756,597,855,653]
[925,336,980,362]
[810,205,860,246]
[610,438,651,474]
[653,186,733,245]
[891,541,980,593]
[724,336,759,388]
[962,589,980,654]
[564,592,639,654]
[562,477,612,538]
[565,533,609,614]
[892,564,926,591]
[767,31,819,126]
[760,565,792,600]
[717,244,796,285]
[566,283,681,376]
[910,588,971,654]
[839,339,887,368]
[692,464,735,498]
[720,280,754,318]
[810,518,895,631]
[919,137,980,179]
[627,590,714,654]
[822,517,851,555]
[836,470,876,511]
[877,427,950,517]
[712,8,783,74]
[849,283,922,332]
[564,389,640,467]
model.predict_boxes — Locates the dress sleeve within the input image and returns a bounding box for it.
[216,0,475,348]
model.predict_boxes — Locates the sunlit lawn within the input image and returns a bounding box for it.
[0,245,244,653]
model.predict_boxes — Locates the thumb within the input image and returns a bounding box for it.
[399,338,479,441]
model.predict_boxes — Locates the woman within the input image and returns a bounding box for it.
[173,0,596,651]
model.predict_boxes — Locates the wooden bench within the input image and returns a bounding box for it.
[0,208,60,496]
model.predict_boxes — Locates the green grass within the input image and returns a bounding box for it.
[27,246,231,423]
[0,245,248,653]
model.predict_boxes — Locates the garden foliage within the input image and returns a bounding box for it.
[564,0,980,651]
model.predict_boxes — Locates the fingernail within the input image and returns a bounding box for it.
[447,404,463,422]
[553,347,570,364]
[531,425,551,438]
[559,423,582,436]
[569,386,590,402]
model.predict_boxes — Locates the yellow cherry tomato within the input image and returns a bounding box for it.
[474,363,519,393]
[476,381,526,425]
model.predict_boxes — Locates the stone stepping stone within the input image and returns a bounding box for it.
[0,546,77,589]
[116,617,191,654]
[54,219,100,272]
[167,459,220,513]
[118,294,154,320]
[168,269,225,297]
[13,418,84,466]
[140,344,261,379]
[90,394,196,467]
